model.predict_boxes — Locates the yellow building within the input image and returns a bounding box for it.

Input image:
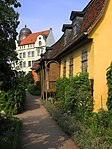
[39,0,112,111]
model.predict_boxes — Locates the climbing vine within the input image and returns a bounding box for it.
[106,63,112,110]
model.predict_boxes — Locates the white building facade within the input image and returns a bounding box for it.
[15,27,55,74]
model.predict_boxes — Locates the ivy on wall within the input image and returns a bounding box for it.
[106,63,112,110]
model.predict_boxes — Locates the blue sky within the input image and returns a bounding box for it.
[17,0,90,41]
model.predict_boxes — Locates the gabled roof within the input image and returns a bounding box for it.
[20,29,50,46]
[40,0,108,61]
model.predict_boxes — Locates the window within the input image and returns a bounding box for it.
[69,57,74,76]
[37,49,40,56]
[28,61,31,67]
[28,51,31,57]
[20,61,22,68]
[72,17,82,36]
[23,61,26,67]
[73,21,77,36]
[23,52,26,58]
[63,60,66,77]
[32,60,34,66]
[19,53,22,58]
[32,51,34,57]
[28,44,33,48]
[82,49,88,72]
[39,41,42,46]
[23,45,25,49]
[41,49,44,54]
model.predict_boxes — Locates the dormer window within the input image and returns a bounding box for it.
[73,21,77,36]
[70,11,84,37]
[73,17,83,36]
[62,24,72,46]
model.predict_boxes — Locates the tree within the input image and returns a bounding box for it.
[0,0,21,90]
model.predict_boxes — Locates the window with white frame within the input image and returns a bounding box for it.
[23,52,26,58]
[37,49,40,56]
[23,61,26,67]
[28,51,31,57]
[39,41,42,46]
[69,57,74,76]
[28,61,31,67]
[32,51,34,57]
[19,53,22,58]
[32,60,34,66]
[20,61,22,68]
[82,49,88,72]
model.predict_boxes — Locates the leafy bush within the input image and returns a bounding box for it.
[56,77,69,101]
[106,63,112,110]
[56,73,93,118]
[0,116,21,149]
[28,81,41,96]
[0,83,26,116]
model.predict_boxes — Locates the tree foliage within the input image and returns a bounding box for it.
[0,0,21,90]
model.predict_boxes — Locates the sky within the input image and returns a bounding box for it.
[17,0,90,42]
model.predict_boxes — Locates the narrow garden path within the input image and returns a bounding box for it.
[17,92,78,149]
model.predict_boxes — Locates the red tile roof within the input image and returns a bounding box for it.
[20,29,50,45]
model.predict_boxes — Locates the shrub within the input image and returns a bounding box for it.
[56,73,93,118]
[0,116,21,149]
[28,81,41,96]
[0,84,26,116]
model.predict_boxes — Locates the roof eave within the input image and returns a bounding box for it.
[56,33,93,58]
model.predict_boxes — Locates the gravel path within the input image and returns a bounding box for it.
[17,92,78,149]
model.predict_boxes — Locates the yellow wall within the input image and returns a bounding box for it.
[60,1,112,111]
[60,42,94,79]
[88,1,112,111]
